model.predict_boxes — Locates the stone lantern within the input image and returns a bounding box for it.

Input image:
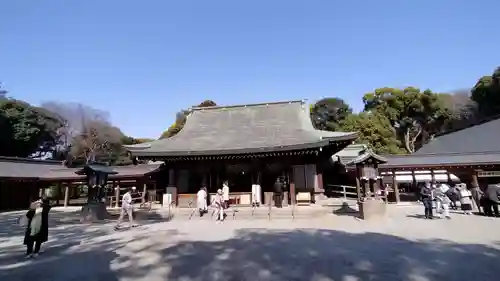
[76,162,117,221]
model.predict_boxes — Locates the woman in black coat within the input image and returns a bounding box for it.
[23,198,51,258]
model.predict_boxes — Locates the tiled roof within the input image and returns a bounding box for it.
[414,117,500,155]
[0,156,161,180]
[381,117,500,169]
[381,152,500,169]
[126,100,357,157]
[332,144,369,164]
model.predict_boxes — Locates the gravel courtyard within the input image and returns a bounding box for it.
[1,205,499,281]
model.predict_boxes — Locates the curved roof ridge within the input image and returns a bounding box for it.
[191,100,306,111]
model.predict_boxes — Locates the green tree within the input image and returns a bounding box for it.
[363,87,451,153]
[160,100,217,139]
[0,98,64,157]
[339,112,405,155]
[471,66,500,119]
[310,97,352,131]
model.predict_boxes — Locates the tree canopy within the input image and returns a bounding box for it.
[362,87,452,153]
[338,112,404,155]
[471,67,500,119]
[0,97,64,157]
[310,97,352,131]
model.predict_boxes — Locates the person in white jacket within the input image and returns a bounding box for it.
[197,187,208,217]
[115,187,136,230]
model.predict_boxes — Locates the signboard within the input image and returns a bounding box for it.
[478,171,500,178]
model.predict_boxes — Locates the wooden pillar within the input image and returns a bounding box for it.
[355,166,362,201]
[115,182,120,208]
[289,170,296,205]
[63,183,70,208]
[316,172,324,192]
[167,168,177,206]
[142,182,147,203]
[392,170,400,203]
[411,171,417,190]
[56,182,61,205]
[430,169,436,185]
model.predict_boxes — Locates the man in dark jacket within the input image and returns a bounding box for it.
[484,184,500,217]
[420,182,434,219]
[273,178,283,208]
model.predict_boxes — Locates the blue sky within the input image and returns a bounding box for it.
[1,0,498,138]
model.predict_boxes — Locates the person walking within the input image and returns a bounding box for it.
[222,181,230,208]
[457,184,473,215]
[212,189,225,223]
[485,184,500,217]
[420,182,434,219]
[470,185,483,214]
[114,187,136,230]
[23,197,51,258]
[434,184,451,219]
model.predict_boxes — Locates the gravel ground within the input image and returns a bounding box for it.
[1,205,499,281]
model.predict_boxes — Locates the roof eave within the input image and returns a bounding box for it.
[129,138,353,157]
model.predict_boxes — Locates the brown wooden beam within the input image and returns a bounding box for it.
[392,170,400,203]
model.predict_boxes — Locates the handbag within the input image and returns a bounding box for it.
[18,215,28,227]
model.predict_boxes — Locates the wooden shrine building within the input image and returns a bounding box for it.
[0,156,160,211]
[380,116,500,202]
[125,100,358,207]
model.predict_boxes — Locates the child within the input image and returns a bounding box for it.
[457,183,473,215]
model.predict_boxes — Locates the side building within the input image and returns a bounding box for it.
[0,156,160,211]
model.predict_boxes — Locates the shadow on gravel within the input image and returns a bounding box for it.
[2,225,499,281]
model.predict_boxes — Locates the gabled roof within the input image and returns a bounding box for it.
[344,149,387,166]
[126,100,358,157]
[332,144,369,164]
[0,156,161,180]
[415,116,500,155]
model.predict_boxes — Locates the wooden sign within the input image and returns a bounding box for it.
[478,171,500,178]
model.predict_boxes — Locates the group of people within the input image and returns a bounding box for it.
[420,182,473,219]
[196,180,230,222]
[478,184,500,217]
[419,181,500,219]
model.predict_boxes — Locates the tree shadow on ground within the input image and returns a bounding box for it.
[1,226,500,281]
[122,229,500,281]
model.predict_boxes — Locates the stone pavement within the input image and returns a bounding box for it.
[1,205,500,281]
